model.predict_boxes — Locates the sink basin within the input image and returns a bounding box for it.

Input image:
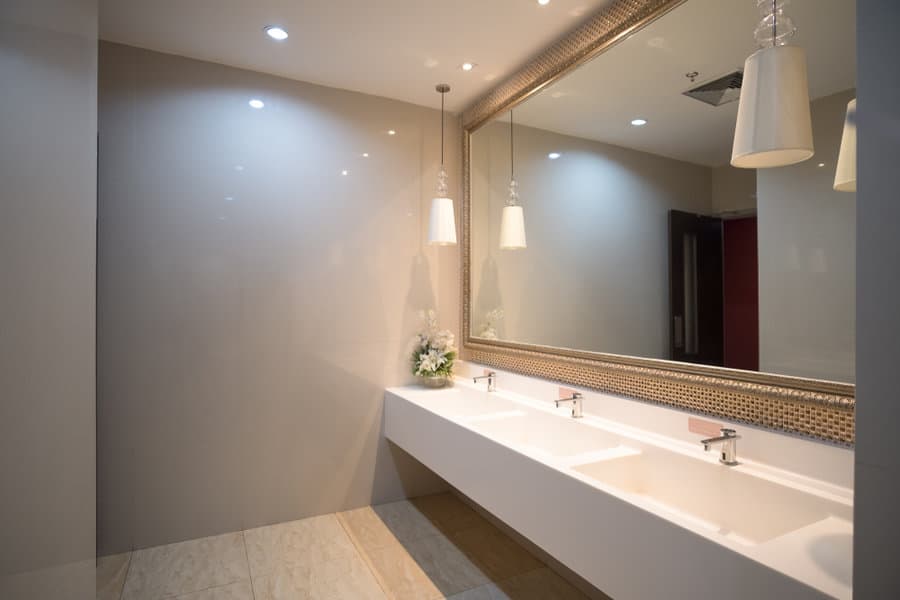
[469,411,622,458]
[414,386,518,419]
[573,448,852,545]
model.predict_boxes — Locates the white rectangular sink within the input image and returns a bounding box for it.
[385,381,853,599]
[404,385,518,419]
[573,447,852,545]
[468,411,623,459]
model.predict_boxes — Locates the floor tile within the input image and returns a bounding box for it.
[495,568,587,600]
[339,500,441,552]
[121,532,249,600]
[448,524,543,583]
[252,552,386,600]
[444,583,510,600]
[409,494,488,536]
[97,552,131,600]
[363,534,490,600]
[173,580,253,599]
[243,513,357,578]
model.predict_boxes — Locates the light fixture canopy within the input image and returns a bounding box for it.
[834,98,856,192]
[500,110,527,250]
[731,1,814,169]
[427,84,457,246]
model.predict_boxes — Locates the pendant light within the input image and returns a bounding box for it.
[731,0,814,169]
[427,84,457,246]
[834,98,857,192]
[499,110,527,249]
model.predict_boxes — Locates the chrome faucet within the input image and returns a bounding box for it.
[701,428,741,466]
[555,392,583,418]
[472,371,497,392]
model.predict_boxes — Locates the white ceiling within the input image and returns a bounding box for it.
[99,0,614,113]
[511,0,857,166]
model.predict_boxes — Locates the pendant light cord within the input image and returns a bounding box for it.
[440,90,445,167]
[773,0,777,46]
[510,110,515,180]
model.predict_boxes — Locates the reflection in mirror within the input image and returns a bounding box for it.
[469,0,855,383]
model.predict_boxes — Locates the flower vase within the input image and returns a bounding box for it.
[418,374,453,389]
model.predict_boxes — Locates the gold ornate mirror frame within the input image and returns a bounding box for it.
[459,0,854,445]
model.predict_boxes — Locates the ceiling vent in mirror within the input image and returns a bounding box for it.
[683,71,743,107]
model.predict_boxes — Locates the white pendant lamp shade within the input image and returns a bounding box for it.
[834,98,857,192]
[428,196,457,245]
[731,45,814,169]
[427,84,457,246]
[499,205,527,249]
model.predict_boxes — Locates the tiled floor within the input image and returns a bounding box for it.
[98,492,589,600]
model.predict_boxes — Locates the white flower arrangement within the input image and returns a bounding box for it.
[411,309,457,378]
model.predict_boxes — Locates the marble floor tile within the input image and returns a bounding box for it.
[252,552,386,600]
[363,534,490,600]
[338,500,441,552]
[448,524,543,583]
[243,513,357,578]
[173,580,253,600]
[409,494,488,536]
[121,532,249,600]
[97,552,131,600]
[494,567,587,600]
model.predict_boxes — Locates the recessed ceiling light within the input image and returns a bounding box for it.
[630,118,648,126]
[461,62,476,72]
[362,153,369,158]
[817,162,826,168]
[548,152,561,160]
[264,26,289,41]
[538,0,551,5]
[341,170,349,176]
[387,130,396,136]
[248,99,265,109]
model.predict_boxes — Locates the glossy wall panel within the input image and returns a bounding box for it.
[0,0,97,598]
[97,43,457,554]
[854,0,900,595]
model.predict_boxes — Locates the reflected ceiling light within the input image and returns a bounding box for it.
[538,0,551,5]
[427,84,457,246]
[548,152,561,160]
[500,110,527,250]
[264,26,289,41]
[630,118,648,126]
[387,129,397,135]
[731,1,814,169]
[817,162,826,168]
[834,98,856,192]
[248,99,265,109]
[461,62,476,72]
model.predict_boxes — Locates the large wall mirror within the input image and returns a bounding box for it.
[463,0,856,441]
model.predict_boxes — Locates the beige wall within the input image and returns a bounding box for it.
[97,43,456,554]
[0,1,97,597]
[757,89,856,383]
[711,164,756,215]
[470,120,712,358]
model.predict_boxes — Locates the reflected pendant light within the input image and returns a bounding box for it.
[731,0,814,169]
[834,98,857,192]
[499,110,527,249]
[427,84,457,245]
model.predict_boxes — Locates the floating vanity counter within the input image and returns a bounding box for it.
[384,381,853,600]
